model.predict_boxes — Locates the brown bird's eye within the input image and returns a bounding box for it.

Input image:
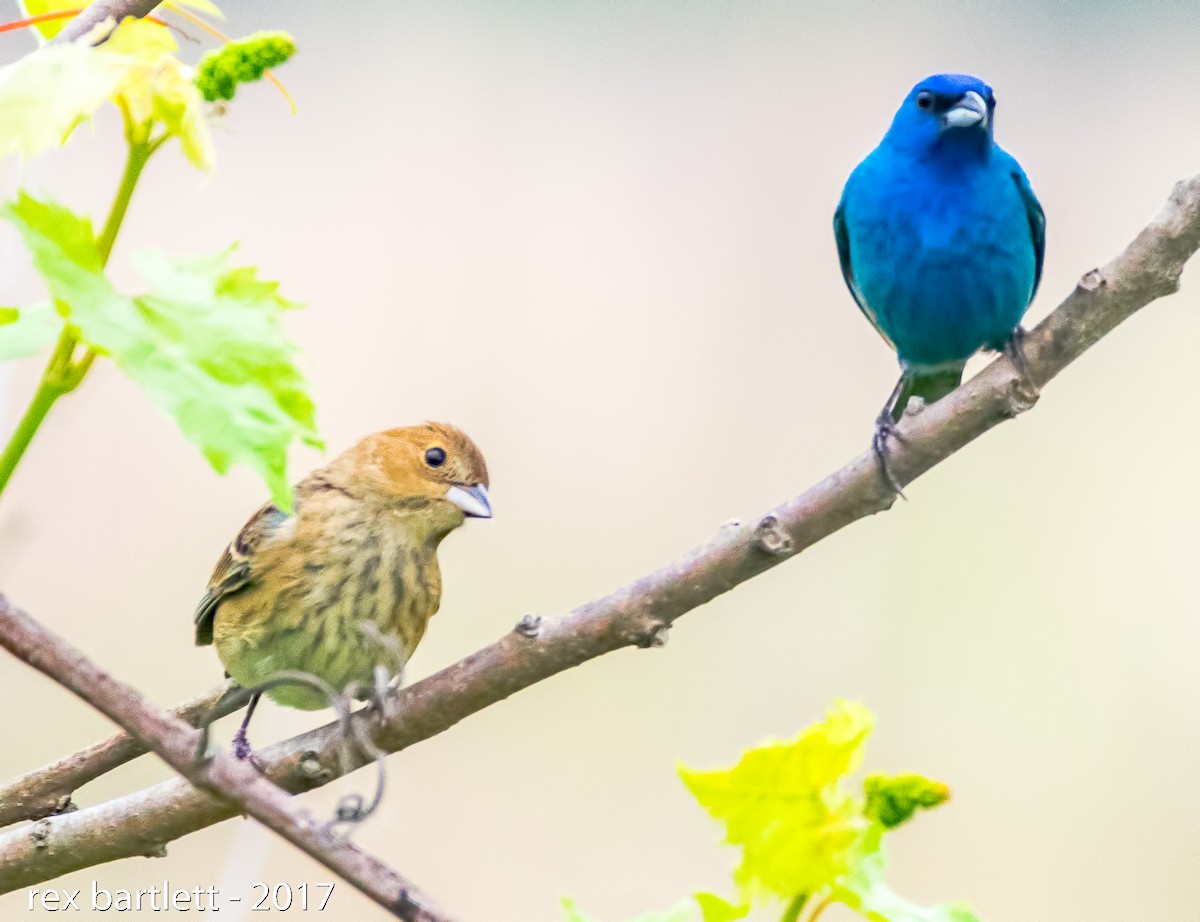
[425,447,446,468]
[916,91,933,111]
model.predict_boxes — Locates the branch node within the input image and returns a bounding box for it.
[1079,268,1106,292]
[52,795,77,817]
[753,515,794,556]
[142,842,168,859]
[395,888,420,920]
[295,751,333,788]
[30,819,52,849]
[637,622,670,648]
[1004,376,1041,416]
[514,614,542,638]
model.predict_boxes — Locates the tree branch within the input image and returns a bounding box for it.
[0,682,250,828]
[51,0,162,44]
[0,596,454,922]
[1,171,1198,892]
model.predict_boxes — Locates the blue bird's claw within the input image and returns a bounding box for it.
[872,411,907,500]
[1002,326,1031,380]
[1000,326,1041,410]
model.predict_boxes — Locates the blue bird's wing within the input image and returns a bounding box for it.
[834,195,895,350]
[1010,167,1045,299]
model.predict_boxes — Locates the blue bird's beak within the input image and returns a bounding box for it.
[941,90,988,131]
[446,483,492,518]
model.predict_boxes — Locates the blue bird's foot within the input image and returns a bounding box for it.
[1001,326,1031,380]
[1003,326,1041,396]
[872,410,907,499]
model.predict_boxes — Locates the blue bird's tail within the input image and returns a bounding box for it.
[892,367,964,422]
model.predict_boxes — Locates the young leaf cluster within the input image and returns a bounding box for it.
[565,701,979,922]
[0,10,311,507]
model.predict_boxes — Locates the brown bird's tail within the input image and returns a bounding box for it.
[891,366,964,422]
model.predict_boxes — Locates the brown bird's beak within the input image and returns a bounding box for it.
[446,483,492,518]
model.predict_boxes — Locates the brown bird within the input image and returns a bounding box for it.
[195,423,491,758]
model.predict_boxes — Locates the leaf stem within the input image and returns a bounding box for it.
[780,895,808,922]
[0,329,77,496]
[96,134,152,265]
[0,133,155,502]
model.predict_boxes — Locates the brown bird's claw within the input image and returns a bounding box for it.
[230,690,262,763]
[192,722,213,767]
[872,412,907,499]
[231,732,267,773]
[369,665,398,722]
[232,728,254,761]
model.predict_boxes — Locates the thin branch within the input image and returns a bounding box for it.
[51,0,161,44]
[0,682,249,828]
[2,171,1198,891]
[0,596,454,922]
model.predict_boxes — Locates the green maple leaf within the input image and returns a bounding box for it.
[678,699,875,902]
[2,191,320,507]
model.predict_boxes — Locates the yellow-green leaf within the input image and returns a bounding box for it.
[0,303,63,360]
[830,845,981,922]
[17,0,78,41]
[0,44,127,160]
[2,192,319,507]
[106,18,214,169]
[20,0,224,42]
[693,893,749,922]
[678,700,874,902]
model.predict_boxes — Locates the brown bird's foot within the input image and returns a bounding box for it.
[231,690,262,762]
[231,727,254,760]
[192,722,213,766]
[230,730,268,772]
[872,410,907,499]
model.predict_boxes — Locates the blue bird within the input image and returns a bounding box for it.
[834,73,1044,489]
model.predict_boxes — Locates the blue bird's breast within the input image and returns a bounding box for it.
[844,151,1037,369]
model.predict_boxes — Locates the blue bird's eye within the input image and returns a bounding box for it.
[425,447,446,468]
[916,91,933,111]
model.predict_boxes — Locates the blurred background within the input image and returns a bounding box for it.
[1,1,1199,919]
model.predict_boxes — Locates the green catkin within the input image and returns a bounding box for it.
[195,31,297,103]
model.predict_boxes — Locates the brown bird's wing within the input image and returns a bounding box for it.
[194,502,290,646]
